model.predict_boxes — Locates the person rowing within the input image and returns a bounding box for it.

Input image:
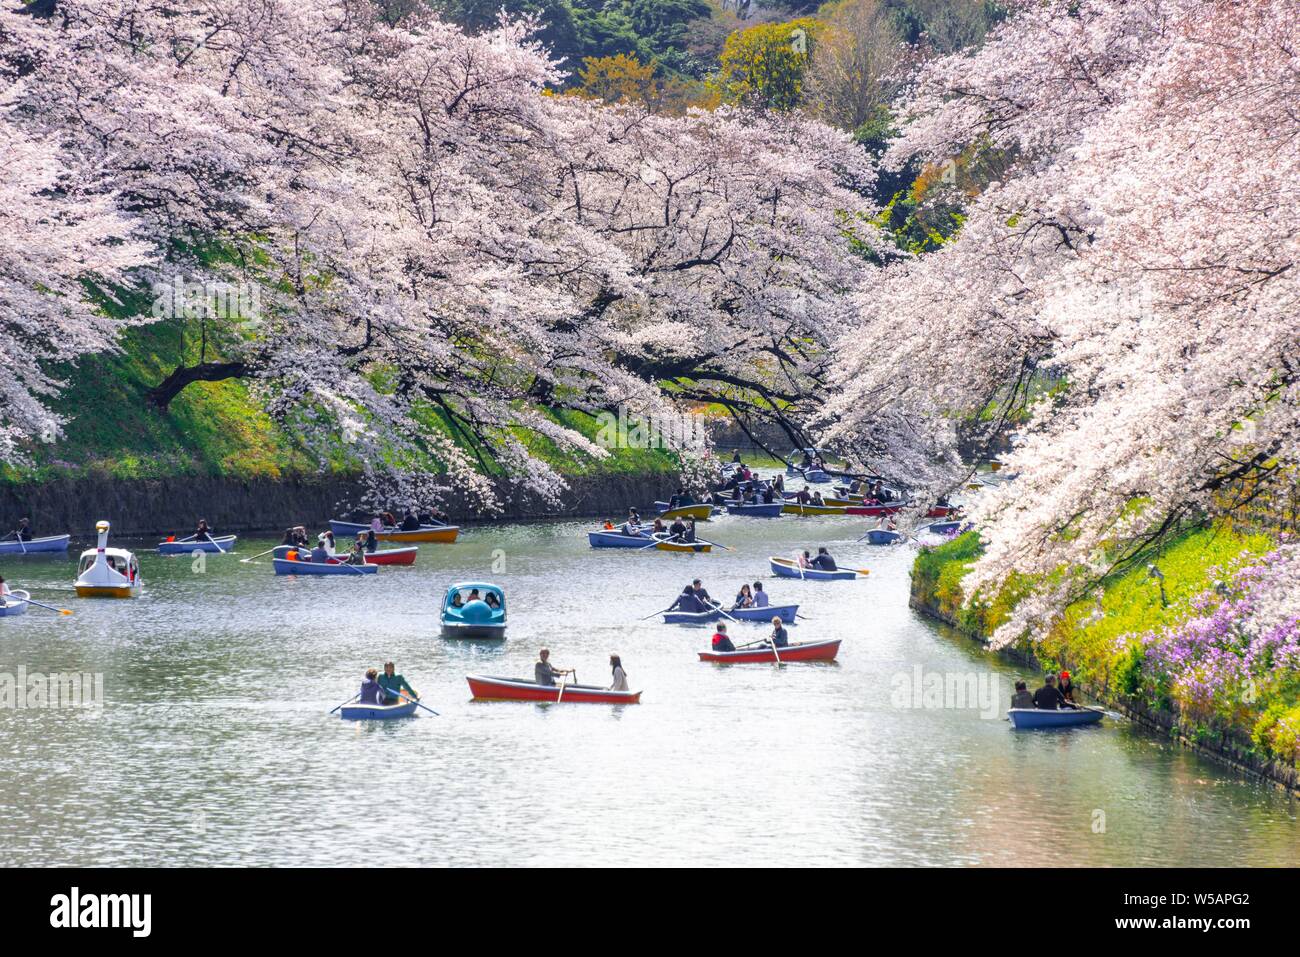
[667,585,709,614]
[770,616,790,649]
[691,579,714,607]
[378,661,417,704]
[4,517,33,542]
[1032,673,1066,710]
[622,508,642,536]
[810,546,838,571]
[534,648,572,687]
[399,511,420,531]
[667,517,687,541]
[711,623,735,652]
[194,518,214,542]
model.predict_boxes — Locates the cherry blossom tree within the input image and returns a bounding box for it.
[821,0,1300,641]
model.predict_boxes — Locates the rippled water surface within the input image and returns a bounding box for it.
[1,515,1296,866]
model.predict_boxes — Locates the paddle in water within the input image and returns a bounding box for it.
[9,593,73,615]
[381,687,439,716]
[240,546,277,565]
[329,692,361,714]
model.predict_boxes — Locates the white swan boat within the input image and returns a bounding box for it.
[74,521,142,598]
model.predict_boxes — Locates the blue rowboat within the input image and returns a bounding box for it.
[588,529,654,549]
[0,534,70,555]
[864,529,904,545]
[769,557,861,581]
[1008,707,1104,729]
[273,556,377,576]
[916,520,964,538]
[340,699,418,720]
[726,603,797,623]
[0,590,30,617]
[803,469,832,483]
[157,535,236,555]
[663,607,723,625]
[442,581,507,639]
[724,502,784,518]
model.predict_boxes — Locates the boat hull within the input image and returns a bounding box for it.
[363,546,419,566]
[74,584,139,598]
[727,604,797,623]
[340,700,418,720]
[663,607,722,625]
[864,529,904,545]
[329,520,459,543]
[769,557,860,581]
[0,534,71,555]
[587,530,653,549]
[653,503,712,522]
[0,591,29,617]
[656,541,711,553]
[1008,707,1104,729]
[802,470,832,483]
[844,504,905,516]
[441,622,507,640]
[157,535,237,555]
[466,675,641,704]
[781,503,846,516]
[724,502,784,517]
[700,639,840,664]
[916,521,964,538]
[272,558,377,576]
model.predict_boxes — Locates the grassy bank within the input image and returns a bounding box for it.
[911,524,1300,778]
[10,321,683,485]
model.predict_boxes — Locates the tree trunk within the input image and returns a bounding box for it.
[146,361,248,409]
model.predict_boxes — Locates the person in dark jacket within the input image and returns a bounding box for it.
[667,585,706,613]
[770,618,790,648]
[810,547,838,571]
[1010,680,1034,709]
[399,511,420,531]
[1059,670,1077,704]
[712,624,735,652]
[1032,674,1066,710]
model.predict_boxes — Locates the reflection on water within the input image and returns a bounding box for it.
[0,517,1295,866]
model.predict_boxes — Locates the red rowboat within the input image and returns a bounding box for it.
[466,674,641,704]
[699,639,841,664]
[362,546,419,566]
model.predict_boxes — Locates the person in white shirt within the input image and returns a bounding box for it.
[609,654,629,692]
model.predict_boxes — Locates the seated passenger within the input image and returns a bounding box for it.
[810,547,837,571]
[1032,674,1066,710]
[712,625,735,653]
[1010,680,1034,709]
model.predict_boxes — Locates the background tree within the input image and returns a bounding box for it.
[712,16,822,110]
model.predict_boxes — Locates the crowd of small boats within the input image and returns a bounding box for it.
[0,451,1100,731]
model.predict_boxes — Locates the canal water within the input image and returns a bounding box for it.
[1,514,1297,866]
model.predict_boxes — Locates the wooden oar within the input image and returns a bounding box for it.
[17,535,27,555]
[204,533,226,555]
[9,593,73,615]
[240,546,277,565]
[556,673,568,703]
[708,601,741,625]
[382,687,439,716]
[640,605,675,621]
[329,692,361,714]
[640,533,675,550]
[694,536,733,552]
[769,638,782,666]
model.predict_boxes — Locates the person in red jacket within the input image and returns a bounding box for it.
[712,624,735,652]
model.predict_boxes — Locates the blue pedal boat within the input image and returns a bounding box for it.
[158,535,236,555]
[0,534,70,555]
[1008,707,1104,729]
[588,529,654,548]
[340,700,418,720]
[724,502,784,517]
[441,581,507,639]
